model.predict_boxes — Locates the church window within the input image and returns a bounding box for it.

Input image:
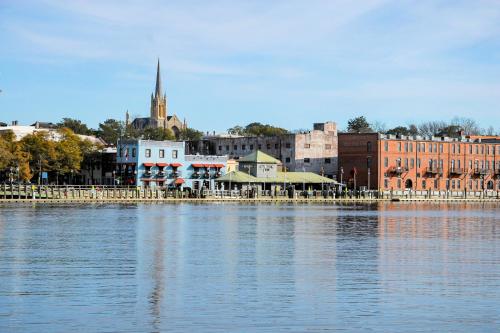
[145,149,151,158]
[172,150,178,159]
[159,149,164,158]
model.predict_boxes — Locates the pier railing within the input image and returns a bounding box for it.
[0,184,499,201]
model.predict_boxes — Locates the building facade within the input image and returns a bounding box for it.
[131,60,187,137]
[116,139,227,189]
[186,122,338,179]
[338,133,500,192]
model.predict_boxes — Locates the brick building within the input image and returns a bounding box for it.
[186,122,338,179]
[338,133,500,192]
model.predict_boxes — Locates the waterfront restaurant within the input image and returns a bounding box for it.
[215,150,338,191]
[116,139,227,190]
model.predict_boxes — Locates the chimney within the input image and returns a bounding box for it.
[12,120,18,126]
[213,130,215,135]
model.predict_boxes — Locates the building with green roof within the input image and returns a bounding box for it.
[216,150,338,191]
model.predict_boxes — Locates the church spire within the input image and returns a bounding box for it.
[155,58,162,98]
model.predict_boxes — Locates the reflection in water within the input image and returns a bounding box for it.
[0,203,499,333]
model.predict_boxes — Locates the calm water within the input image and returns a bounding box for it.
[0,203,499,333]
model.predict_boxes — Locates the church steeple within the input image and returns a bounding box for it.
[155,58,162,98]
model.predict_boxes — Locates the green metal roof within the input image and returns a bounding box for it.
[216,171,259,183]
[238,150,280,164]
[216,171,337,184]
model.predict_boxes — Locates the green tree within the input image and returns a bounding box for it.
[386,126,411,136]
[53,128,84,183]
[347,116,372,133]
[228,123,289,136]
[142,127,175,141]
[436,125,462,138]
[179,127,204,141]
[57,118,92,135]
[96,119,124,144]
[20,131,57,181]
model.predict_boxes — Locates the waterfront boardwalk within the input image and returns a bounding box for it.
[1,185,499,204]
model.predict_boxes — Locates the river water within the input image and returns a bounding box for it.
[0,203,499,332]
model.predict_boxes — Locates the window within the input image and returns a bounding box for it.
[458,145,461,154]
[421,143,425,152]
[275,143,279,149]
[481,145,484,154]
[258,144,262,150]
[325,144,332,150]
[433,144,437,152]
[469,145,473,154]
[439,144,443,153]
[417,144,421,152]
[367,157,372,168]
[409,143,413,152]
[451,180,455,189]
[159,149,164,158]
[457,180,461,189]
[250,144,254,150]
[304,144,311,148]
[119,148,123,157]
[434,179,438,189]
[286,143,291,148]
[384,141,389,152]
[452,144,456,154]
[304,158,310,163]
[132,148,136,157]
[404,142,408,152]
[218,145,222,151]
[469,180,473,190]
[172,150,178,159]
[417,158,421,168]
[367,141,372,152]
[398,142,402,152]
[266,143,271,149]
[325,158,331,164]
[384,157,388,167]
[285,157,291,163]
[242,144,246,150]
[475,145,479,154]
[422,180,426,189]
[125,148,129,158]
[397,179,401,189]
[145,149,151,158]
[446,179,450,189]
[429,143,432,153]
[404,158,408,168]
[226,145,229,151]
[410,158,414,169]
[384,179,389,188]
[234,145,237,150]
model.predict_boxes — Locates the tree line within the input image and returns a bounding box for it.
[57,118,204,143]
[344,116,498,137]
[0,128,99,183]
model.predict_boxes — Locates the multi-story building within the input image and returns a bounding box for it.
[338,133,500,192]
[186,122,338,179]
[116,139,227,190]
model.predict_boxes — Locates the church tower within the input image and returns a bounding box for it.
[150,59,168,128]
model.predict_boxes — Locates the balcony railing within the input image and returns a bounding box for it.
[449,168,464,175]
[425,167,442,175]
[473,168,490,176]
[389,166,408,175]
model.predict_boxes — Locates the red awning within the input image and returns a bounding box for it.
[143,163,154,167]
[191,163,204,168]
[174,178,185,185]
[170,163,182,167]
[214,164,225,168]
[156,163,169,167]
[204,164,214,168]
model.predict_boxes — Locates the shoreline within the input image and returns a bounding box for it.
[1,197,500,204]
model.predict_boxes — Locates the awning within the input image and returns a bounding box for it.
[204,164,214,168]
[214,164,225,168]
[191,163,204,168]
[143,163,154,167]
[156,163,169,167]
[170,163,182,167]
[174,178,185,185]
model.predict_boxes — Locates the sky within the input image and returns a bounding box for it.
[1,0,500,132]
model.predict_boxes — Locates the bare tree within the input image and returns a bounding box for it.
[371,121,387,133]
[418,121,447,137]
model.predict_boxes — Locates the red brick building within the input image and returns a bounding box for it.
[338,133,500,192]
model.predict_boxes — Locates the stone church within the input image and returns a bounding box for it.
[131,60,186,137]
